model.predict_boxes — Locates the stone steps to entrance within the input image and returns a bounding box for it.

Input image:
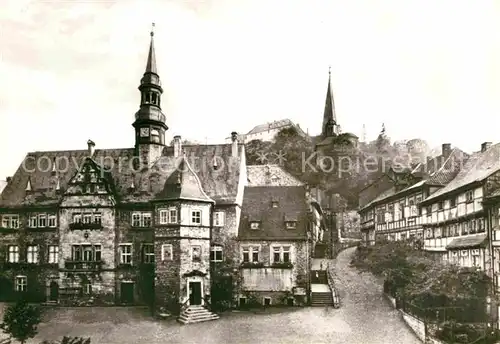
[178,306,219,325]
[311,292,333,306]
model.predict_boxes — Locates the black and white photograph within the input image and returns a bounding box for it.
[0,0,499,343]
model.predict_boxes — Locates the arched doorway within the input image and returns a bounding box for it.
[49,281,59,302]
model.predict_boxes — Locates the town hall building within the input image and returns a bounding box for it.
[0,28,327,322]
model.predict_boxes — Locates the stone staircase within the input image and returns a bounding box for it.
[310,269,334,306]
[178,305,219,324]
[311,292,334,306]
[311,270,328,284]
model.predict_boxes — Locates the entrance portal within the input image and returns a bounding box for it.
[120,282,134,304]
[188,281,202,305]
[49,281,59,302]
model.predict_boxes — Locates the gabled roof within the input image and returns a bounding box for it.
[359,147,469,211]
[156,155,214,203]
[425,148,469,186]
[0,143,242,207]
[238,186,308,240]
[246,165,303,187]
[423,143,500,204]
[246,119,295,135]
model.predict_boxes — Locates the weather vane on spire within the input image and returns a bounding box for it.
[328,65,331,76]
[151,22,155,36]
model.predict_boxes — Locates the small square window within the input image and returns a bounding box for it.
[161,244,173,261]
[214,211,225,227]
[285,221,296,229]
[263,297,271,306]
[191,210,201,225]
[250,222,260,230]
[15,276,27,292]
[191,246,201,262]
[210,246,223,262]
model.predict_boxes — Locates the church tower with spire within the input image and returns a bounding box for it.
[132,24,168,168]
[315,68,358,159]
[321,67,340,138]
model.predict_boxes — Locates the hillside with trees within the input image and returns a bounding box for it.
[245,124,431,209]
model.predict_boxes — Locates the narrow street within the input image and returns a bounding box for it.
[26,247,420,344]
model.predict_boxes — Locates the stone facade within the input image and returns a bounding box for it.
[237,240,309,306]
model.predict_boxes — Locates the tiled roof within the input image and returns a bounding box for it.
[445,233,487,249]
[238,186,308,240]
[425,149,470,186]
[359,186,397,211]
[246,165,303,187]
[155,156,214,203]
[423,143,500,203]
[359,147,469,211]
[246,119,294,135]
[0,144,243,207]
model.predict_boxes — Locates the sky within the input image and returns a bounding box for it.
[1,0,500,179]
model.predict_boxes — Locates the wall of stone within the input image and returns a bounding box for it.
[238,240,308,293]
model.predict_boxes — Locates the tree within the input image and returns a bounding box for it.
[1,299,42,344]
[375,123,391,155]
[245,139,273,165]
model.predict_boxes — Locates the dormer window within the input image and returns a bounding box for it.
[250,222,260,230]
[271,201,279,208]
[285,221,297,229]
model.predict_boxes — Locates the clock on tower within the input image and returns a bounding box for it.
[140,127,150,137]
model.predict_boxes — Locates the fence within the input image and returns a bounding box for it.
[395,298,499,343]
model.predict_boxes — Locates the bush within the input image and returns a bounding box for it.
[351,240,493,325]
[0,299,42,344]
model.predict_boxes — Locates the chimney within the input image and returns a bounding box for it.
[231,132,238,157]
[481,142,492,153]
[87,140,95,157]
[173,135,182,158]
[442,143,451,158]
[6,177,11,183]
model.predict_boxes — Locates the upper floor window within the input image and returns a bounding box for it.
[27,245,38,264]
[191,245,201,262]
[15,276,27,292]
[72,245,101,262]
[450,197,457,208]
[132,212,152,227]
[241,246,260,263]
[48,245,59,264]
[214,211,225,227]
[119,244,133,265]
[437,202,444,211]
[426,206,432,216]
[210,246,223,262]
[72,212,101,224]
[271,246,291,263]
[142,244,155,264]
[466,191,474,203]
[7,245,19,263]
[38,214,47,227]
[1,214,19,229]
[285,221,297,229]
[191,210,202,225]
[161,244,173,261]
[159,208,177,224]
